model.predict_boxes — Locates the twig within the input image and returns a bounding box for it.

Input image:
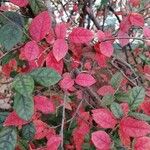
[59,93,67,150]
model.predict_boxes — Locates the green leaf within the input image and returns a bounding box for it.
[30,67,61,87]
[13,74,34,96]
[0,127,17,150]
[110,102,123,119]
[129,86,145,110]
[101,94,114,106]
[28,0,46,15]
[13,93,34,121]
[110,72,123,89]
[0,11,24,27]
[0,23,23,51]
[101,0,109,6]
[17,139,29,150]
[129,112,150,121]
[21,123,35,141]
[115,91,129,102]
[0,112,9,127]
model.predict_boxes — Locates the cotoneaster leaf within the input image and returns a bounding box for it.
[91,131,111,150]
[23,41,40,61]
[75,73,96,87]
[30,67,61,87]
[9,0,28,7]
[92,108,117,128]
[13,74,34,96]
[69,27,94,43]
[29,11,51,42]
[0,127,17,150]
[120,117,150,137]
[13,93,34,121]
[53,39,68,61]
[0,23,23,51]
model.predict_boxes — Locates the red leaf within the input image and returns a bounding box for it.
[69,27,94,43]
[75,73,96,87]
[34,120,49,139]
[143,27,150,46]
[55,23,67,39]
[29,11,51,42]
[143,27,150,38]
[4,111,27,127]
[46,51,64,74]
[120,103,129,116]
[120,117,150,137]
[141,101,150,115]
[120,16,131,33]
[9,0,28,7]
[34,96,55,114]
[99,41,114,57]
[59,73,74,90]
[47,135,61,150]
[118,31,129,47]
[95,53,107,68]
[97,85,115,96]
[129,13,144,27]
[91,131,111,150]
[129,0,140,7]
[119,129,131,148]
[23,41,40,61]
[134,137,150,150]
[53,39,68,61]
[92,109,117,129]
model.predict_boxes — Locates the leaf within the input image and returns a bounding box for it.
[75,73,96,87]
[46,51,64,75]
[29,11,51,42]
[69,27,94,43]
[0,23,23,50]
[101,94,114,106]
[22,123,35,141]
[3,111,27,126]
[23,41,40,61]
[99,41,114,57]
[13,93,34,121]
[92,108,117,129]
[28,0,46,15]
[0,11,24,27]
[118,31,129,47]
[91,131,111,150]
[30,67,61,87]
[110,102,123,119]
[141,101,150,115]
[53,39,68,61]
[0,127,17,150]
[129,86,145,110]
[120,117,150,137]
[97,85,115,96]
[9,0,28,7]
[59,73,74,90]
[55,23,67,39]
[129,0,140,7]
[13,74,34,96]
[134,137,150,150]
[34,96,55,114]
[110,72,123,89]
[47,135,61,150]
[129,13,144,27]
[0,112,9,127]
[129,112,150,121]
[33,120,49,139]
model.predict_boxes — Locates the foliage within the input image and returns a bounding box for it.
[0,0,150,149]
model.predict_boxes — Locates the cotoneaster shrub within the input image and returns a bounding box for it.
[0,0,150,149]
